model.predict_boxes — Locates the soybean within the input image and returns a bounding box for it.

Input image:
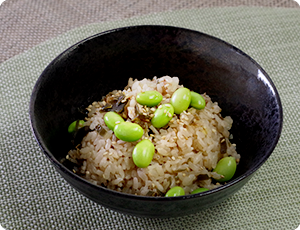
[213,157,237,182]
[104,111,124,130]
[132,139,155,168]
[114,122,144,142]
[190,91,206,110]
[190,188,209,194]
[165,186,185,197]
[136,91,163,107]
[151,103,174,128]
[170,87,191,114]
[68,120,85,133]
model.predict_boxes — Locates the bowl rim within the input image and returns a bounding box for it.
[29,24,283,201]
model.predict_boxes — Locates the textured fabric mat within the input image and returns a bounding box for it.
[1,7,300,230]
[1,0,299,63]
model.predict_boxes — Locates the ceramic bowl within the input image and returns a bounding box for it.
[29,25,282,218]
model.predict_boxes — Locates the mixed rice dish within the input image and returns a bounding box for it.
[66,76,240,197]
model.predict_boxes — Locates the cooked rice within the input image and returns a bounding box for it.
[67,76,240,196]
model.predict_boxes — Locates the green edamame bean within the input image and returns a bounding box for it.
[213,156,237,182]
[132,139,155,168]
[165,186,185,197]
[114,122,144,142]
[136,91,163,107]
[170,87,191,114]
[104,111,124,130]
[151,103,174,128]
[68,120,85,133]
[190,187,209,194]
[190,91,206,110]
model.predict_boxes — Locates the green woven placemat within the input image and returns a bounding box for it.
[1,7,299,230]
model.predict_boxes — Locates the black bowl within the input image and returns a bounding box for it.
[29,25,282,218]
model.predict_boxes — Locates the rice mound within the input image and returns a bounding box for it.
[67,76,240,196]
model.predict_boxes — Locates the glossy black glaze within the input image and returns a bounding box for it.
[29,25,282,218]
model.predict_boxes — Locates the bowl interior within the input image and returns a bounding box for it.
[30,25,282,208]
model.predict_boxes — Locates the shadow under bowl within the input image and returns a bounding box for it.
[29,25,282,218]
